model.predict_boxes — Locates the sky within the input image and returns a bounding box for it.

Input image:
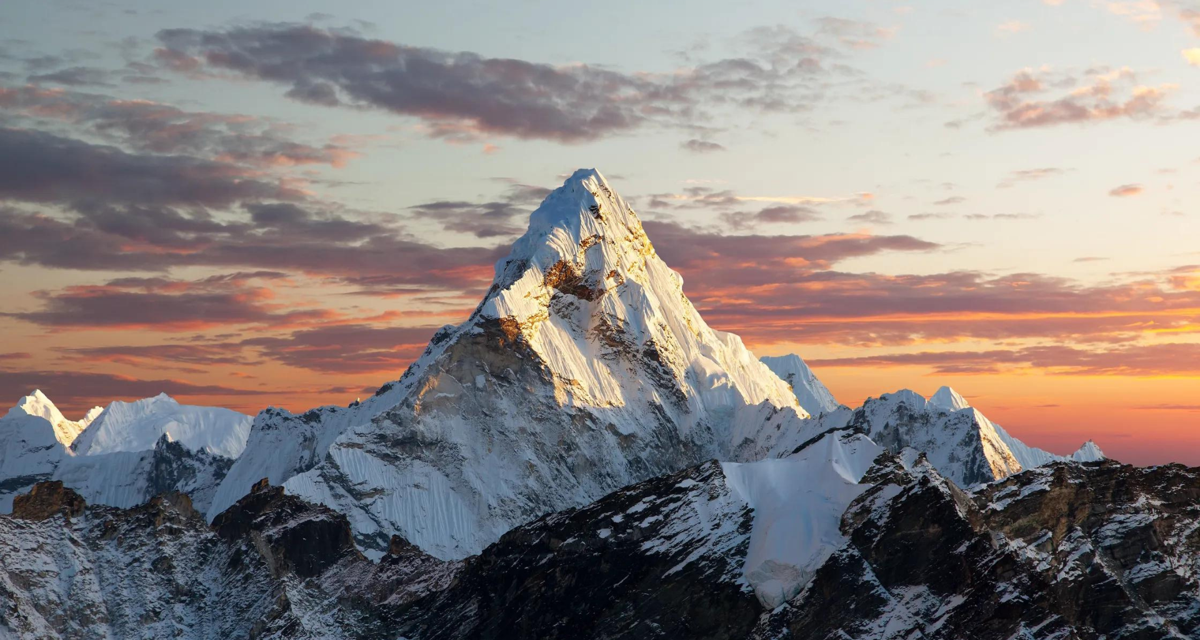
[2,0,1200,465]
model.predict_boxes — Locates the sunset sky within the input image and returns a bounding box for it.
[3,0,1200,465]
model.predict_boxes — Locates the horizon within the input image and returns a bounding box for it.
[3,0,1200,466]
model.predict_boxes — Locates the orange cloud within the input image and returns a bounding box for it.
[1109,183,1144,197]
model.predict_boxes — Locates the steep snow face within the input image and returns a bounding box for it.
[72,393,251,459]
[271,169,814,559]
[760,354,840,415]
[855,389,1022,487]
[0,410,71,512]
[928,385,969,412]
[474,169,804,423]
[54,436,234,513]
[1070,439,1105,462]
[722,431,881,608]
[927,386,1107,471]
[6,390,94,447]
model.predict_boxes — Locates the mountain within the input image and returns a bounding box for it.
[925,385,1106,471]
[772,385,1105,488]
[214,169,814,559]
[0,480,455,638]
[0,392,251,513]
[0,392,82,511]
[71,392,250,458]
[5,390,100,447]
[0,168,1144,638]
[760,354,840,415]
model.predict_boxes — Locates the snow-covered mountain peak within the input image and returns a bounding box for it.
[760,354,840,415]
[7,390,87,446]
[929,385,970,412]
[10,390,66,425]
[1071,439,1105,462]
[477,167,657,325]
[463,167,803,420]
[236,170,816,559]
[72,395,250,459]
[80,406,104,428]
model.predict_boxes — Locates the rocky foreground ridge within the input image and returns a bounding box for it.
[2,445,1197,639]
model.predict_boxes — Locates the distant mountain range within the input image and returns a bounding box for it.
[4,170,1187,640]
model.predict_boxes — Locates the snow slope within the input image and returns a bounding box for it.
[760,354,840,415]
[926,386,1106,470]
[722,431,880,607]
[71,393,250,458]
[238,169,817,559]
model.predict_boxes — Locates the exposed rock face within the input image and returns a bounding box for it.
[211,479,362,579]
[397,461,760,640]
[0,481,454,639]
[11,481,85,521]
[766,459,1200,639]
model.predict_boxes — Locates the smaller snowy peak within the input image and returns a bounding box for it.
[929,386,970,412]
[80,406,104,428]
[10,390,65,424]
[1070,440,1106,462]
[6,390,88,446]
[760,355,840,415]
[72,394,251,459]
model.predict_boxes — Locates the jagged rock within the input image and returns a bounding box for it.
[11,481,85,521]
[212,480,362,579]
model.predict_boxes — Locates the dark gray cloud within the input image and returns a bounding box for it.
[408,180,550,238]
[0,369,272,415]
[241,324,439,373]
[0,84,358,168]
[848,209,892,224]
[0,127,301,206]
[0,203,507,292]
[720,205,821,230]
[27,66,114,86]
[6,273,335,331]
[154,23,839,142]
[807,343,1200,377]
[681,139,726,153]
[644,220,937,274]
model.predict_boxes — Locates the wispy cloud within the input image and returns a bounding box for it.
[983,66,1175,130]
[154,22,849,143]
[1109,183,1144,196]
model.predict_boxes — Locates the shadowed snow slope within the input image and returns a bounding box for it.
[221,169,815,559]
[760,354,840,415]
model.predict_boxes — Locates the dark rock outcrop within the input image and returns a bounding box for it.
[11,481,85,521]
[212,479,363,579]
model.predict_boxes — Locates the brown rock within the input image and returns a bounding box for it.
[12,481,86,521]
